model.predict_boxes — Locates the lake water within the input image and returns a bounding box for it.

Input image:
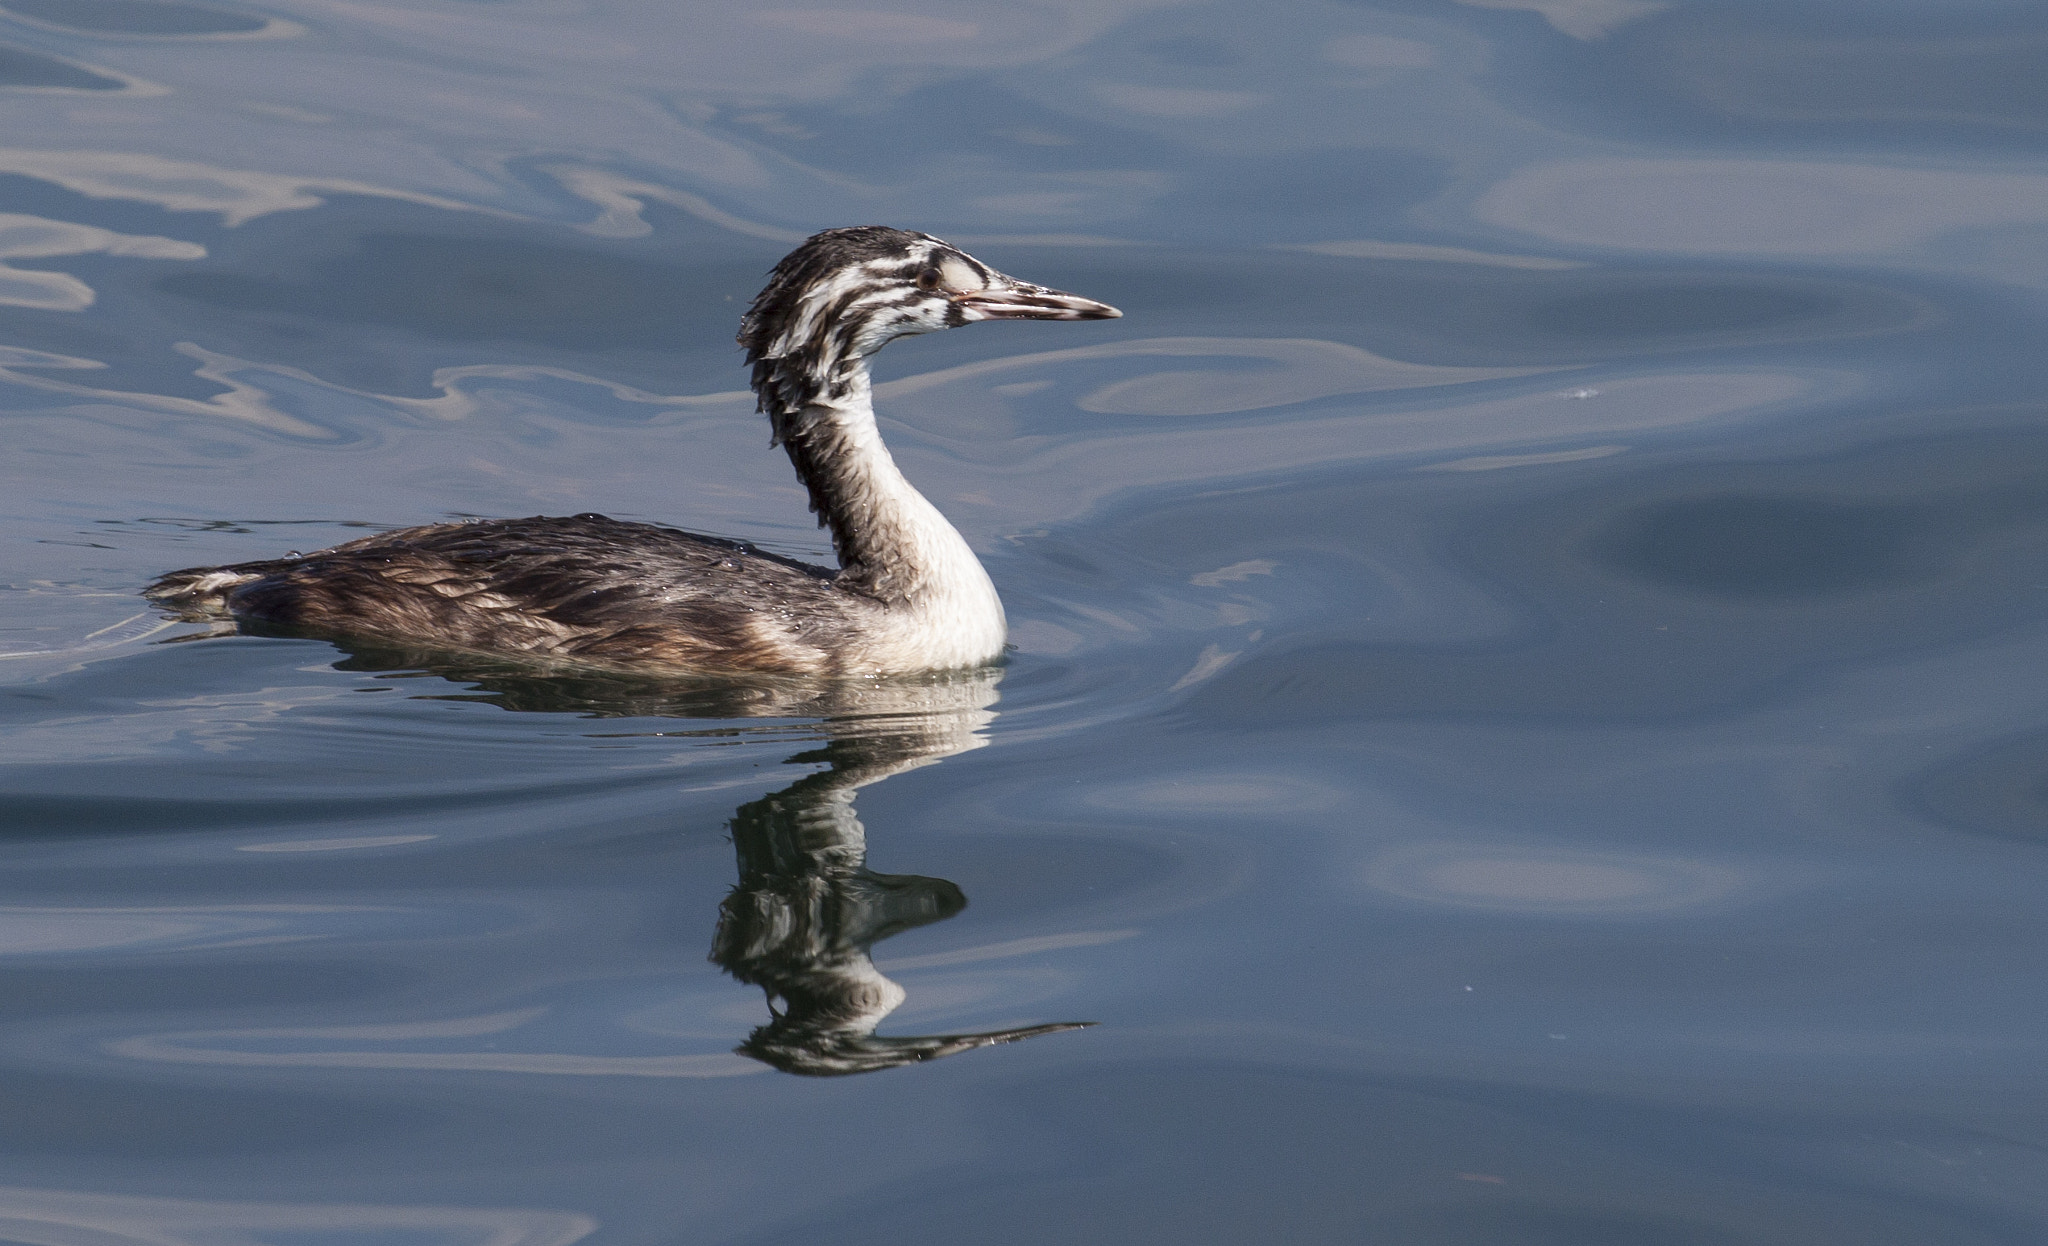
[5,1,2048,1241]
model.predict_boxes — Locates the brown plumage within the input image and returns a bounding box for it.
[152,514,865,673]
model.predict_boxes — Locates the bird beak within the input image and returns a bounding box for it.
[955,277,1121,321]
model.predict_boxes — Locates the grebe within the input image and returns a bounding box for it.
[147,226,1121,675]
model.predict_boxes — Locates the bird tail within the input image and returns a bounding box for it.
[144,564,271,617]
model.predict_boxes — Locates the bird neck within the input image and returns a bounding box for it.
[775,366,998,618]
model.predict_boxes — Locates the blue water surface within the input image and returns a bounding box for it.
[5,1,2048,1242]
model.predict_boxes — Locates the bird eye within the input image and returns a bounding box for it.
[915,268,942,291]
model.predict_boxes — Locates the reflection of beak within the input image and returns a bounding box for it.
[956,278,1122,321]
[740,1021,1096,1077]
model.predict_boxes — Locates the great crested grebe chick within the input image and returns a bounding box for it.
[148,226,1121,675]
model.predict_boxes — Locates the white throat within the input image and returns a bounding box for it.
[804,368,1007,671]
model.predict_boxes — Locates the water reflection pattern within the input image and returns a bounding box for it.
[0,1184,593,1246]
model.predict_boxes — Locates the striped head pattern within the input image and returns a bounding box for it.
[738,226,1119,438]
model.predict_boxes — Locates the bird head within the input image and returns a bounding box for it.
[738,225,1120,425]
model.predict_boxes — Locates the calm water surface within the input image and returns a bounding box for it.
[5,1,2048,1242]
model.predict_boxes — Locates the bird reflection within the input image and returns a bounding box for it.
[317,638,1092,1076]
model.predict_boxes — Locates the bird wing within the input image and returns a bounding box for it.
[214,514,864,673]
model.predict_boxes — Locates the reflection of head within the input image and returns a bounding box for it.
[712,733,1091,1077]
[311,647,1089,1076]
[714,847,1088,1077]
